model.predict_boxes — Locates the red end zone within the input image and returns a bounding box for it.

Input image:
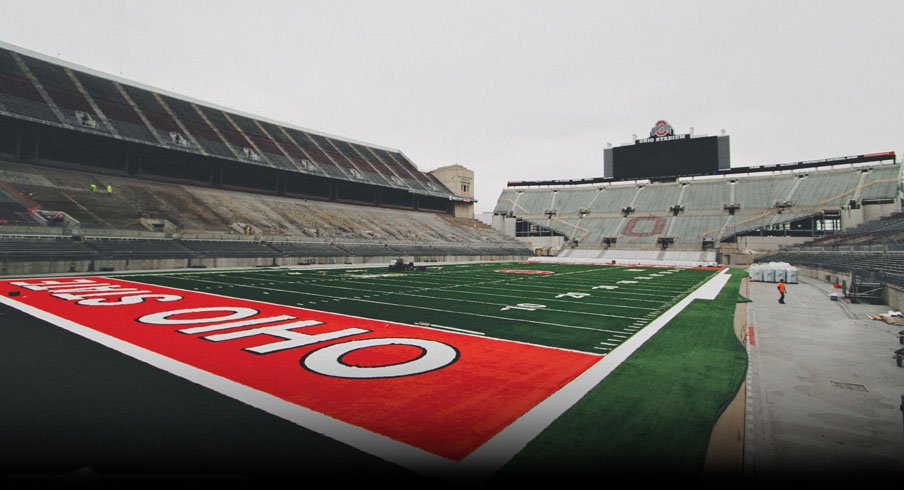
[0,277,599,464]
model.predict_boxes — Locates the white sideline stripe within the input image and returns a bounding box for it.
[0,294,454,477]
[456,268,731,478]
[423,324,485,335]
[693,271,731,300]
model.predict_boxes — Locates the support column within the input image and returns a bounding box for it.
[212,164,223,187]
[14,129,22,159]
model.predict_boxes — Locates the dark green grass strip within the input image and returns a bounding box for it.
[494,268,748,479]
[0,303,405,479]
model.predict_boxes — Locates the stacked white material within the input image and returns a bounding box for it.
[749,262,798,283]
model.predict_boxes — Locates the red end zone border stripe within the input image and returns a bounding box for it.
[0,276,598,474]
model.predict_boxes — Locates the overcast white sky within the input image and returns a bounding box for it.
[0,0,901,212]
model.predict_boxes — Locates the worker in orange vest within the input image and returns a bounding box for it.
[777,279,786,304]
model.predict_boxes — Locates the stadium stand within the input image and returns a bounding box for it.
[266,241,347,257]
[0,236,98,261]
[0,182,34,226]
[0,159,519,246]
[84,238,193,259]
[0,43,454,198]
[177,239,282,258]
[759,250,904,275]
[0,158,527,274]
[0,42,530,273]
[333,243,398,257]
[0,49,62,124]
[757,208,904,297]
[795,212,904,248]
[632,182,681,213]
[384,244,438,256]
[495,162,901,263]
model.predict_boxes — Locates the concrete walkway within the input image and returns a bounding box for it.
[744,275,904,477]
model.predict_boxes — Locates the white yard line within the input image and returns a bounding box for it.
[169,276,631,335]
[218,274,651,321]
[419,324,485,336]
[249,275,662,312]
[467,280,694,299]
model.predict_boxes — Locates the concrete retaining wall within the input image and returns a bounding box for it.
[794,265,850,286]
[884,282,904,312]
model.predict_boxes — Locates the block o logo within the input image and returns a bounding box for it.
[622,216,667,237]
[650,120,674,138]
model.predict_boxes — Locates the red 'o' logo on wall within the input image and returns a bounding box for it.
[621,216,667,237]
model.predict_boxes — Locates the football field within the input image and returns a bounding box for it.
[0,261,746,479]
[123,262,721,354]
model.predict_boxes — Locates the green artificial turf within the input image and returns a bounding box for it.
[97,262,743,477]
[123,262,718,353]
[494,268,748,479]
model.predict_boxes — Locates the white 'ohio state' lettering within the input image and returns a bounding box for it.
[179,315,296,335]
[204,320,368,355]
[11,279,100,290]
[139,307,259,325]
[302,338,458,379]
[138,307,370,356]
[78,294,182,306]
[11,279,183,305]
[11,280,462,378]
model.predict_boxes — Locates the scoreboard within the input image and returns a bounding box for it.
[604,121,731,180]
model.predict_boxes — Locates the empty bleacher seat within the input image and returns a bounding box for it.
[0,237,98,260]
[178,240,280,257]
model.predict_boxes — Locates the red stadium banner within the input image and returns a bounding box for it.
[0,276,599,470]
